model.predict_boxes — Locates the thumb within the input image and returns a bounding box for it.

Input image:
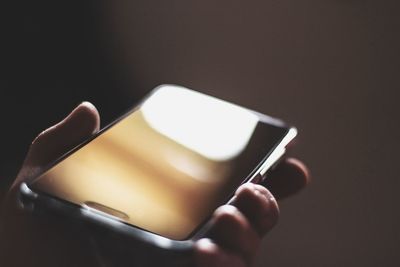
[15,102,100,185]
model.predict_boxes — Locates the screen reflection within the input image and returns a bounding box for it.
[31,85,288,240]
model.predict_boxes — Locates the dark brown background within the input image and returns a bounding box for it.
[1,1,399,266]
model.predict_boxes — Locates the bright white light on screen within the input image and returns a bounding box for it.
[141,85,258,161]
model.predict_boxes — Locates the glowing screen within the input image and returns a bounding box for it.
[31,85,289,240]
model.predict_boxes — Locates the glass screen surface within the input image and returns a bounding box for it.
[30,85,289,240]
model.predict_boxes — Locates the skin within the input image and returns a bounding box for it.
[0,102,309,267]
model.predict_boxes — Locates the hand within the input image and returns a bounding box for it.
[0,102,309,267]
[194,158,309,267]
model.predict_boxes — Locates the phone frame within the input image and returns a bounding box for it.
[19,84,297,254]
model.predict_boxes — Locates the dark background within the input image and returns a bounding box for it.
[1,1,399,266]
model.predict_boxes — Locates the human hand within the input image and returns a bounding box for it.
[0,102,309,267]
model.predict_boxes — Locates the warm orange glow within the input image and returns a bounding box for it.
[31,85,288,240]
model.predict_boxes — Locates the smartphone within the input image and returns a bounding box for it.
[20,84,296,261]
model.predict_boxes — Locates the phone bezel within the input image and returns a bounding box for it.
[19,84,297,252]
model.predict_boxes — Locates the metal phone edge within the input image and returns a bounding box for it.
[18,84,297,252]
[18,183,195,253]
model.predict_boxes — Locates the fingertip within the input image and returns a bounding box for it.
[23,102,101,170]
[209,205,260,263]
[235,182,279,213]
[195,238,219,255]
[234,183,279,236]
[80,101,96,110]
[194,239,223,267]
[286,157,311,184]
[211,205,245,234]
[264,157,310,199]
[236,182,269,198]
[77,101,99,116]
[212,205,254,232]
[70,101,100,133]
[214,205,241,218]
[31,102,100,146]
[212,205,250,241]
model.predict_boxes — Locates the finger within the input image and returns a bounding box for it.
[207,205,260,265]
[195,238,246,267]
[263,158,310,199]
[26,101,99,167]
[233,183,279,236]
[15,102,100,184]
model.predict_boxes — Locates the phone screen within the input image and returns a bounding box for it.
[30,85,290,240]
